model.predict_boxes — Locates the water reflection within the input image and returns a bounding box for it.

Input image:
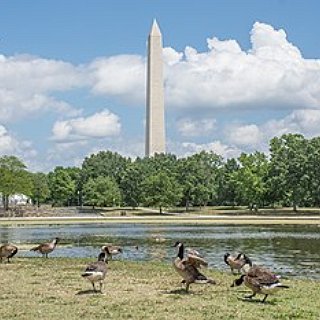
[0,223,319,279]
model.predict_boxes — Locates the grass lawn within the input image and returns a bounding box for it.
[1,257,319,320]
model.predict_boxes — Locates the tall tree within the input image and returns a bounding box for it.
[232,152,268,210]
[0,156,32,210]
[30,172,50,207]
[306,137,320,207]
[81,150,130,185]
[142,171,182,214]
[178,151,222,210]
[269,134,308,211]
[48,167,76,206]
[216,158,239,206]
[120,161,145,208]
[83,176,122,208]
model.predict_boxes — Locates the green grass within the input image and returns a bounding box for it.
[1,257,319,319]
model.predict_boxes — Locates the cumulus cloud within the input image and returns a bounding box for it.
[181,141,241,159]
[89,55,145,104]
[165,22,320,109]
[0,124,37,164]
[177,118,216,137]
[51,110,121,142]
[225,124,264,147]
[263,109,320,139]
[221,109,320,153]
[0,125,18,154]
[0,54,85,122]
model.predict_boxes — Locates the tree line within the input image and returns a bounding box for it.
[0,133,319,213]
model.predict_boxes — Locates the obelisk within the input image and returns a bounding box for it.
[145,19,165,157]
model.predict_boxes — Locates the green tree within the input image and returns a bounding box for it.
[81,150,130,185]
[306,137,320,207]
[120,161,145,208]
[30,172,50,207]
[0,156,32,210]
[231,152,268,210]
[48,167,76,206]
[178,151,222,210]
[142,172,182,214]
[83,176,121,208]
[269,134,308,211]
[216,158,239,206]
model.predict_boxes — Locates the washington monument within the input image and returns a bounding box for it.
[145,20,166,157]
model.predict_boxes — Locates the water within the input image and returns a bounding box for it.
[1,223,320,279]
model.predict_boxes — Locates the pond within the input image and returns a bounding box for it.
[1,223,319,279]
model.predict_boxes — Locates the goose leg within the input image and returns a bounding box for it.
[185,282,190,293]
[99,281,103,293]
[92,282,96,292]
[262,294,268,302]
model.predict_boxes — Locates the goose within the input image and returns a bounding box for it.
[224,252,252,274]
[0,244,18,263]
[30,237,60,258]
[231,265,289,302]
[82,251,108,292]
[173,241,216,293]
[101,244,122,260]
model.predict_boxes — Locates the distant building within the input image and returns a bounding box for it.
[0,193,30,206]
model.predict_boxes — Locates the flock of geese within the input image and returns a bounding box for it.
[0,238,289,303]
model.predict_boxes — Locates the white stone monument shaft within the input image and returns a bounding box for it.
[145,20,165,156]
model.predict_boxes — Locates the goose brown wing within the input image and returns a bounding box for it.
[85,261,106,274]
[182,259,208,280]
[187,254,208,268]
[248,266,279,285]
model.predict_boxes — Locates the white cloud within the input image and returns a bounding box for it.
[0,54,85,122]
[263,109,320,139]
[164,22,320,110]
[221,109,320,152]
[0,124,37,168]
[0,125,18,154]
[225,124,264,147]
[177,118,216,137]
[163,47,183,66]
[51,110,121,142]
[89,55,145,104]
[181,141,241,159]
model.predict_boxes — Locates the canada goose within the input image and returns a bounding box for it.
[101,245,122,260]
[231,265,289,302]
[224,252,252,274]
[82,251,108,292]
[0,244,18,263]
[173,241,216,293]
[30,237,60,258]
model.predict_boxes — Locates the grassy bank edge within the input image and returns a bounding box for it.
[1,257,320,320]
[1,216,320,226]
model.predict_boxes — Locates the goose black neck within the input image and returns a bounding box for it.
[178,244,184,260]
[235,274,245,286]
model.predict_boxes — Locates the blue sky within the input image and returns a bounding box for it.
[0,0,320,171]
